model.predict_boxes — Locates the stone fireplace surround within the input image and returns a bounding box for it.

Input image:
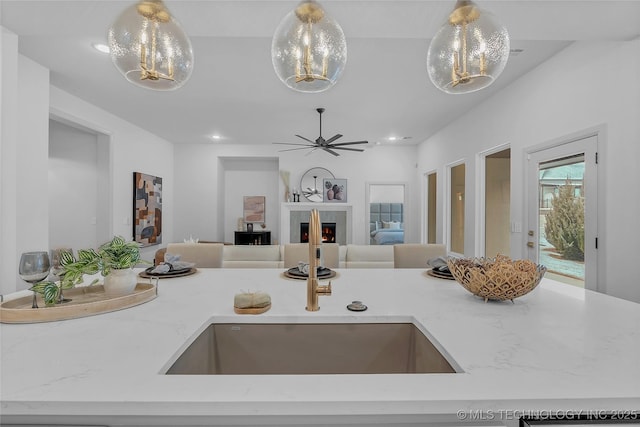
[280,203,352,245]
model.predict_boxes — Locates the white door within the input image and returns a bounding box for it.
[526,135,598,291]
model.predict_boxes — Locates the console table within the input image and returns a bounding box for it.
[234,231,271,245]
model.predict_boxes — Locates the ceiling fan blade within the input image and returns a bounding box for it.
[323,147,340,156]
[304,147,319,156]
[295,134,316,144]
[277,146,318,153]
[273,142,316,147]
[331,146,365,152]
[325,134,343,144]
[329,140,369,147]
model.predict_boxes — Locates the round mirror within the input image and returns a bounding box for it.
[300,167,334,202]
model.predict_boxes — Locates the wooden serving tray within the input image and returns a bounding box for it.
[0,283,157,324]
[234,303,271,315]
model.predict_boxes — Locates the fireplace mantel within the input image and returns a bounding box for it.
[280,202,352,245]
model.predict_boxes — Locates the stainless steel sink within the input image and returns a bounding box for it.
[165,322,459,375]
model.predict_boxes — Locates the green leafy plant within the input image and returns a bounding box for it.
[544,180,585,261]
[31,236,149,306]
[63,235,148,284]
[30,281,72,307]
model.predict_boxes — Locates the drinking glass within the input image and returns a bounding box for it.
[50,248,73,303]
[19,251,50,309]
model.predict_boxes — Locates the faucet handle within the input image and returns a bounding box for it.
[317,281,332,295]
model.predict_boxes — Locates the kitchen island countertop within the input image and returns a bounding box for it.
[1,268,639,426]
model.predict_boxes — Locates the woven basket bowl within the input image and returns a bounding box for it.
[446,255,547,302]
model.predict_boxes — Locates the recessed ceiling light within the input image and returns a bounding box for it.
[92,43,110,54]
[211,134,222,140]
[387,136,412,142]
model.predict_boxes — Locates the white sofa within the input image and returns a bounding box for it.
[156,244,397,269]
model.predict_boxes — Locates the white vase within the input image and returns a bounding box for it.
[103,268,137,296]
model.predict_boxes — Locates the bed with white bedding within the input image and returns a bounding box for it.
[369,203,404,245]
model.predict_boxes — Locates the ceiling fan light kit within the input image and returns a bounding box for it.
[108,0,194,90]
[274,108,368,156]
[271,0,347,93]
[427,0,510,94]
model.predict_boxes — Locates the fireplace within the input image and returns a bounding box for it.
[300,222,336,243]
[282,203,352,245]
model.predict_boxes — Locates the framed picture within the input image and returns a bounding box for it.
[323,178,347,202]
[243,196,265,223]
[133,172,162,247]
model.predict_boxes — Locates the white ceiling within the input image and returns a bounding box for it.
[2,1,639,148]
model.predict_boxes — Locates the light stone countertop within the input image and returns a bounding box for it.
[1,268,639,426]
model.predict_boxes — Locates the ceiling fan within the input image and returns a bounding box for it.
[274,108,368,156]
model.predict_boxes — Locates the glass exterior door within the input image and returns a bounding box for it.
[527,135,597,290]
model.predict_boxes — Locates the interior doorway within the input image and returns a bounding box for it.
[426,172,437,244]
[220,157,279,244]
[48,118,110,252]
[483,147,511,258]
[447,162,465,255]
[526,134,598,290]
[365,183,406,245]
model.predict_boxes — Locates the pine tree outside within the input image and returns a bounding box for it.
[538,158,585,287]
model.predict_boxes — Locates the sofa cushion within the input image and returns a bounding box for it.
[345,244,394,268]
[222,245,283,268]
[393,244,446,268]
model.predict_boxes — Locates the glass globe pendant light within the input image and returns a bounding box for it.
[272,0,347,93]
[427,0,509,94]
[108,0,193,90]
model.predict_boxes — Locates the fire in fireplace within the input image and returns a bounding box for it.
[300,222,336,243]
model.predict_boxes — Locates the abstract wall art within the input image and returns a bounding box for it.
[133,172,162,247]
[243,196,265,224]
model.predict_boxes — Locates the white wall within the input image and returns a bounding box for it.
[173,144,420,246]
[370,184,405,203]
[0,38,51,294]
[17,55,50,262]
[417,40,640,303]
[0,29,176,294]
[1,27,20,295]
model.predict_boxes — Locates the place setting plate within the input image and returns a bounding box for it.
[425,257,456,280]
[426,268,455,280]
[283,266,337,280]
[139,266,198,279]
